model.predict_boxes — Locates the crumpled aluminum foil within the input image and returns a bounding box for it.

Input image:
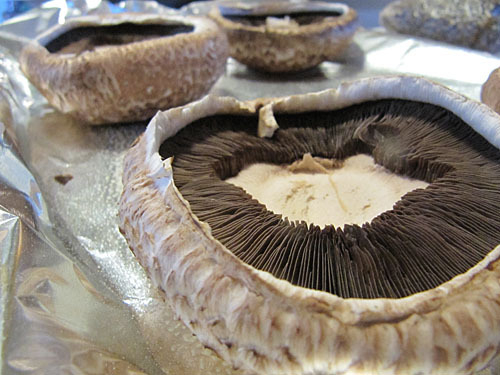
[1,1,500,374]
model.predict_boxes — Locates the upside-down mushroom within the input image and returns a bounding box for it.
[119,76,500,375]
[208,1,358,73]
[19,13,228,125]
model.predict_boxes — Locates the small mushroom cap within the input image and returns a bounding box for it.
[482,66,500,114]
[209,1,358,73]
[19,13,229,125]
[119,76,500,375]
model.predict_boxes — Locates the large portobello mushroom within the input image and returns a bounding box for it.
[19,13,228,125]
[119,76,500,375]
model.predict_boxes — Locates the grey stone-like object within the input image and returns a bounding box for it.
[380,0,500,53]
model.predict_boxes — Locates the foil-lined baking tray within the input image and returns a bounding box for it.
[1,1,500,374]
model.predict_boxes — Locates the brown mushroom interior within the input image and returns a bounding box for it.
[45,22,194,54]
[159,99,500,299]
[222,11,343,26]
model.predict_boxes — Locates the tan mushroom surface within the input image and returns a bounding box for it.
[19,13,229,125]
[208,1,358,73]
[119,76,500,375]
[226,153,429,228]
[482,67,500,115]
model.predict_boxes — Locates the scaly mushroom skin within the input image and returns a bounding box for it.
[209,1,358,73]
[19,13,229,125]
[119,76,500,375]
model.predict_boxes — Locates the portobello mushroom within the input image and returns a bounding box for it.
[208,1,358,73]
[19,13,229,125]
[119,76,500,375]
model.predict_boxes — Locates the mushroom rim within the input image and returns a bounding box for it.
[31,12,207,50]
[209,1,358,36]
[138,75,500,322]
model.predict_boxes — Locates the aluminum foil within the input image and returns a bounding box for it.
[1,1,500,374]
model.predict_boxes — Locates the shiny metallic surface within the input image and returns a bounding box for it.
[0,1,499,374]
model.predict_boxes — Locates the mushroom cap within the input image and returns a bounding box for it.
[19,13,229,125]
[482,66,500,114]
[208,1,358,73]
[119,76,500,375]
